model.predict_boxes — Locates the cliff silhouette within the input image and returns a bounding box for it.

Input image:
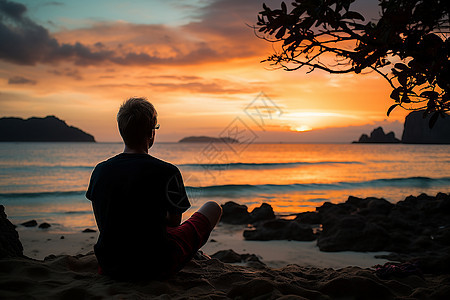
[402,111,450,144]
[0,116,95,142]
[354,111,450,144]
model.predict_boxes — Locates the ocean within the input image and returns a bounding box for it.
[1,142,449,233]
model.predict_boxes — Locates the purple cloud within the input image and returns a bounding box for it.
[0,0,273,67]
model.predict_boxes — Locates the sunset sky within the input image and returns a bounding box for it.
[0,0,408,142]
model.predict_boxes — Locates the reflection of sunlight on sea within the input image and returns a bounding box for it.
[1,142,449,231]
[186,185,449,217]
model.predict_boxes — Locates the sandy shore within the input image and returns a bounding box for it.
[3,193,450,299]
[2,250,449,299]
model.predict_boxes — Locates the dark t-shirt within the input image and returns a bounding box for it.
[86,153,190,278]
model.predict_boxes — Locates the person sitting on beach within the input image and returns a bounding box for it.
[86,97,222,280]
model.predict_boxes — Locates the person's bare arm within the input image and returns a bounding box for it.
[166,211,182,227]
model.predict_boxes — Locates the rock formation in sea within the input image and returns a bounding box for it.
[353,127,400,143]
[402,110,450,144]
[178,136,239,143]
[0,115,95,142]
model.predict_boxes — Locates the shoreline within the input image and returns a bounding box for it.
[17,224,390,269]
[15,192,450,270]
[2,193,450,299]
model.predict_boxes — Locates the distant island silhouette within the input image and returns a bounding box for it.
[178,136,239,143]
[353,127,400,143]
[0,116,95,142]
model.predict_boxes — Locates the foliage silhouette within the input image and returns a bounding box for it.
[255,0,449,127]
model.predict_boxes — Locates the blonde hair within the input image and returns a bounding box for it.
[117,97,157,148]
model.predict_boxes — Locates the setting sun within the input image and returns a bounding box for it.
[1,1,449,298]
[0,0,408,143]
[293,125,312,132]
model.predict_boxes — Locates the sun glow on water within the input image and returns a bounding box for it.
[2,143,449,232]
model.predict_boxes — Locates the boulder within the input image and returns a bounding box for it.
[359,198,394,216]
[20,220,37,227]
[295,211,321,224]
[0,205,24,258]
[38,222,51,229]
[250,203,275,223]
[220,201,251,225]
[243,219,316,241]
[402,110,450,144]
[316,193,450,257]
[318,214,391,252]
[221,202,276,224]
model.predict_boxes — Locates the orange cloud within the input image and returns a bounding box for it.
[0,0,407,142]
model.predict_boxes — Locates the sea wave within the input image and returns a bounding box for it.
[185,176,450,197]
[1,176,448,199]
[0,161,360,172]
[179,161,362,170]
[64,210,92,215]
[0,190,86,199]
[0,165,94,171]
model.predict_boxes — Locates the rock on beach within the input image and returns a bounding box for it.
[220,201,275,225]
[1,199,450,299]
[0,205,23,258]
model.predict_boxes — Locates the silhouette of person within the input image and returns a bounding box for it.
[86,97,222,280]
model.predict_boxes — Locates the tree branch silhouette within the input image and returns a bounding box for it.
[255,0,449,127]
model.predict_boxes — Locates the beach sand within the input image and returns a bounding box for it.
[3,194,450,299]
[5,225,448,299]
[2,244,449,299]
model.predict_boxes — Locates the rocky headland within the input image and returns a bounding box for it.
[402,111,450,144]
[0,116,95,142]
[354,110,450,144]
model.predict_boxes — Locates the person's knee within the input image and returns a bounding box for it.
[206,201,222,214]
[203,201,222,220]
[198,201,222,229]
